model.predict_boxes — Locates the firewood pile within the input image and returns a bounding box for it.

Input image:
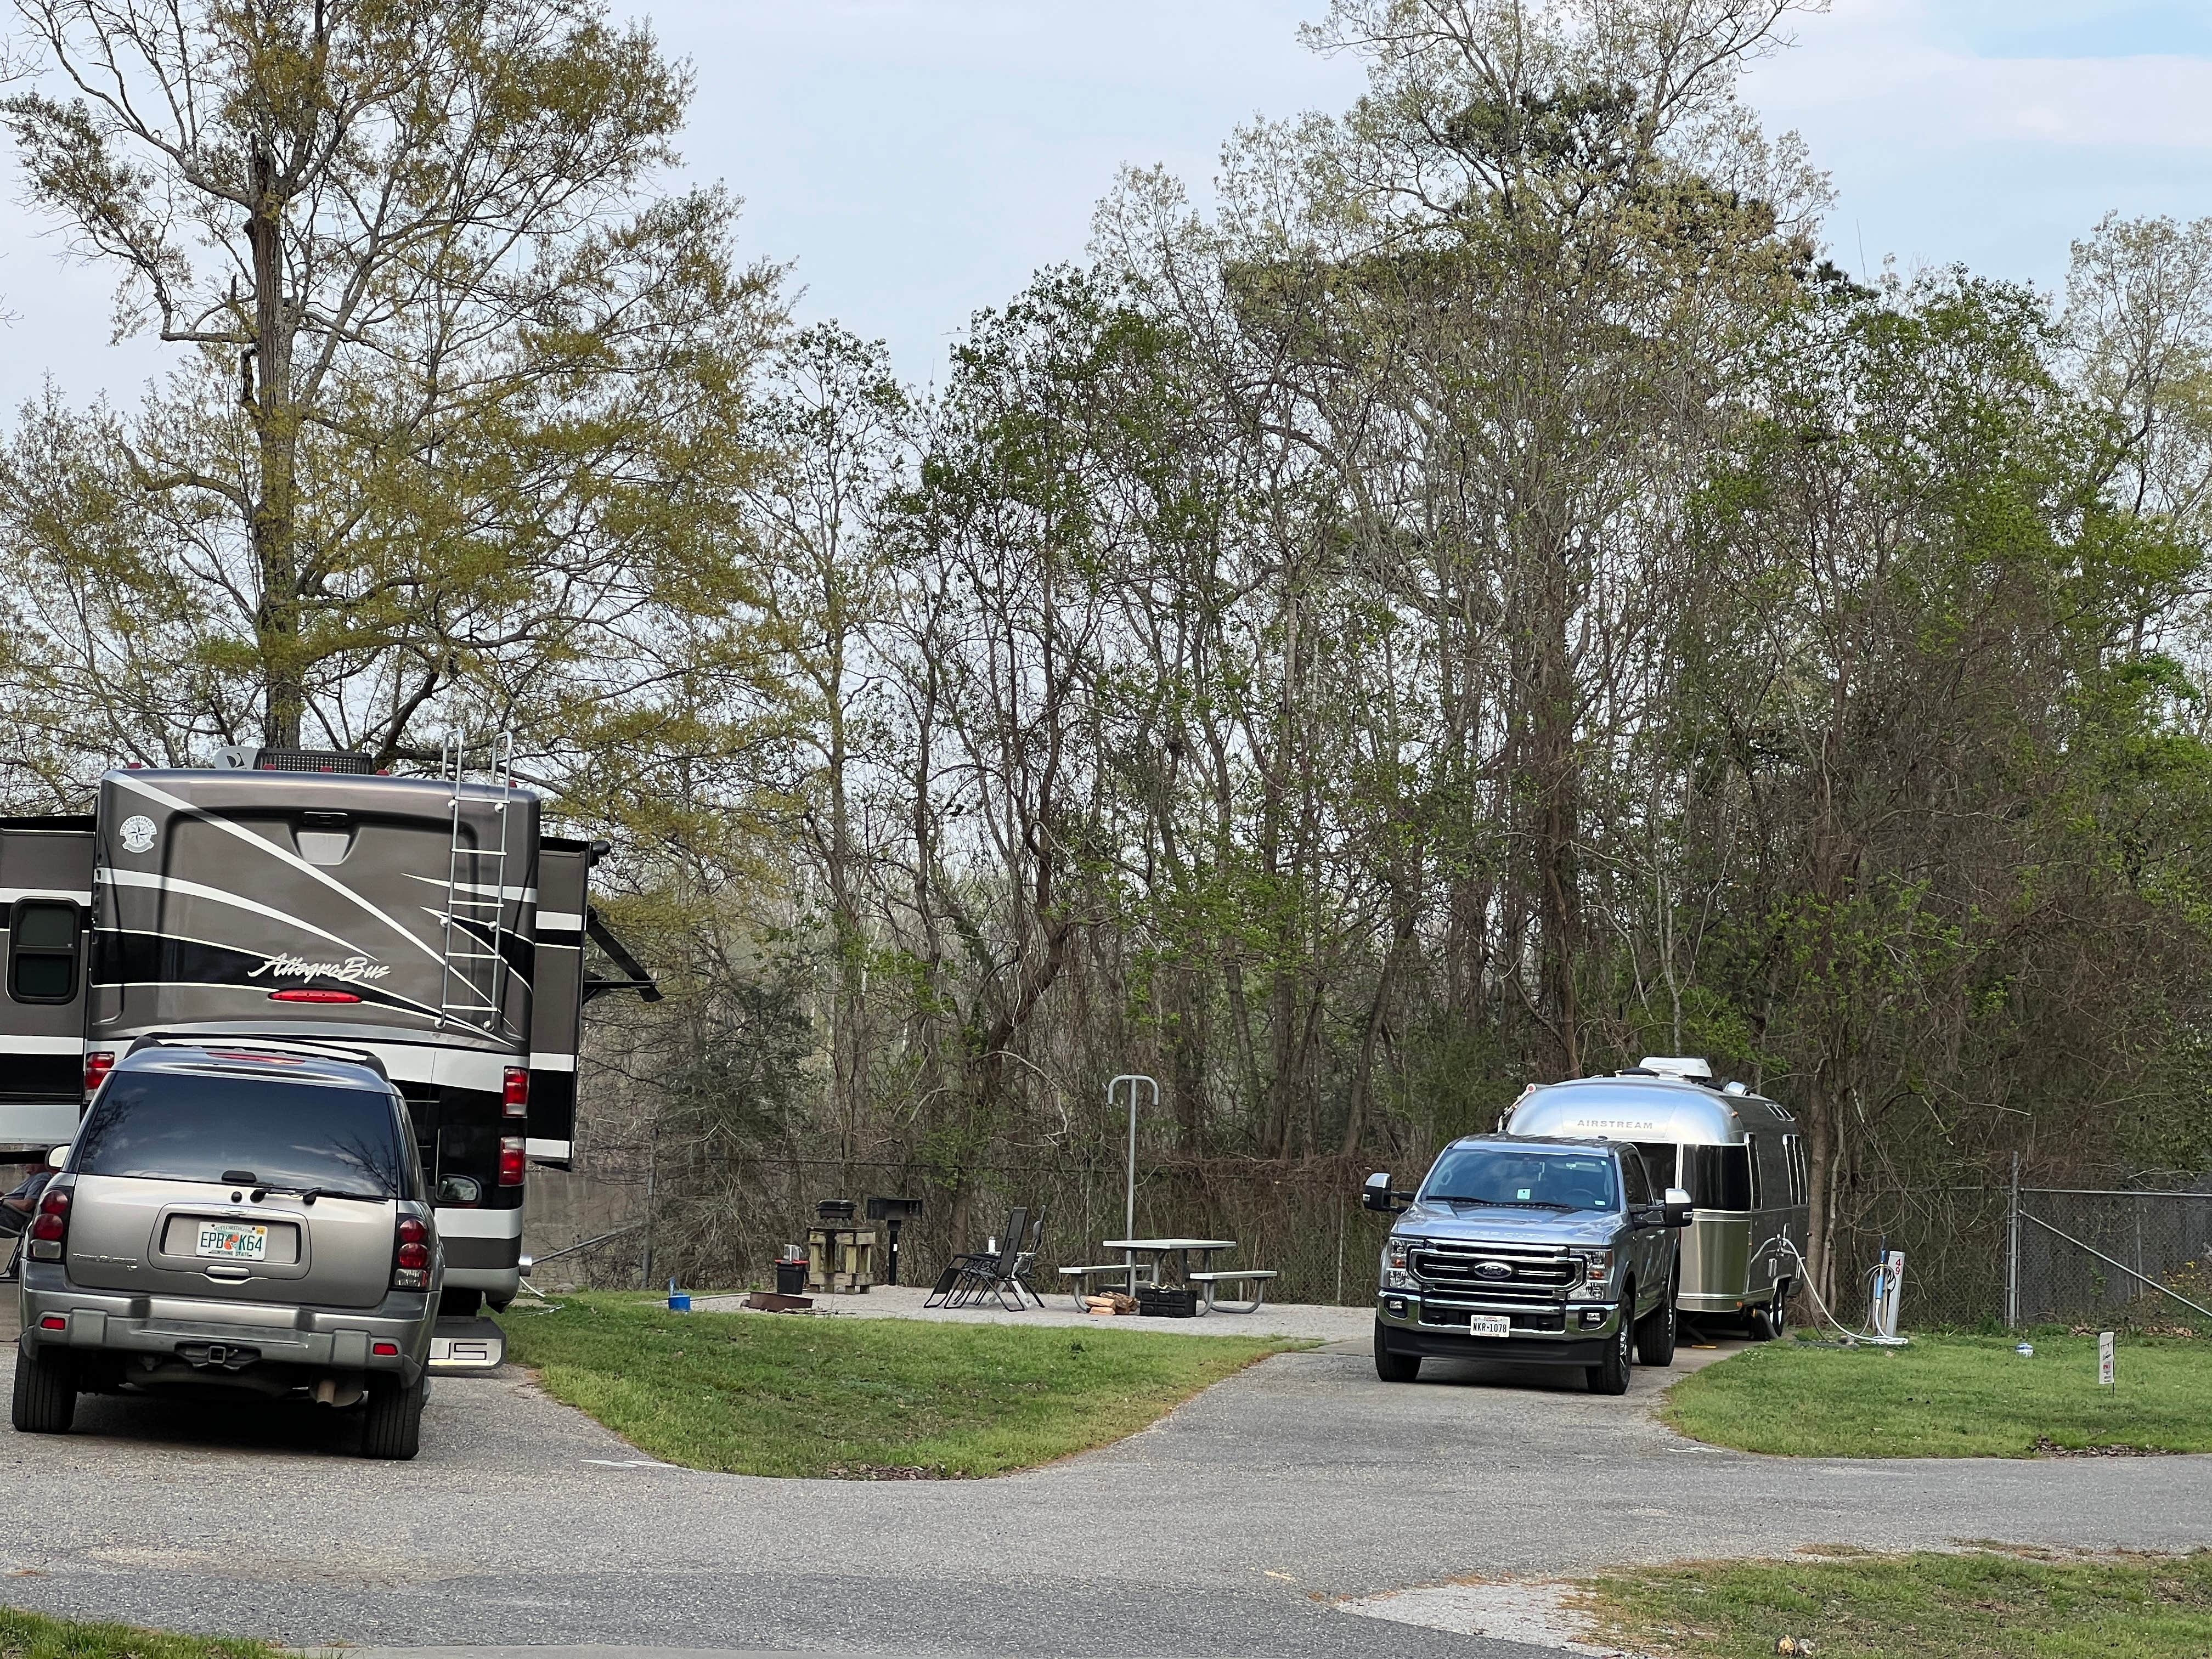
[1083,1291,1139,1316]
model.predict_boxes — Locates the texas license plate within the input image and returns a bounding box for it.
[1469,1314,1511,1339]
[195,1222,268,1261]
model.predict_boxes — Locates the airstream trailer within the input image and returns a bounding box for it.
[1504,1058,1809,1336]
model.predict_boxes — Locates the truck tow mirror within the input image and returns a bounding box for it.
[46,1146,69,1170]
[1662,1187,1694,1228]
[1362,1171,1410,1214]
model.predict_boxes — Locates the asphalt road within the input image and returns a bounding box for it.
[0,1327,2207,1659]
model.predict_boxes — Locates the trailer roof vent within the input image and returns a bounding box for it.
[1638,1056,1714,1081]
[247,748,376,775]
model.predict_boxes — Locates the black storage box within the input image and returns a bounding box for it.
[1136,1285,1195,1318]
[775,1257,809,1295]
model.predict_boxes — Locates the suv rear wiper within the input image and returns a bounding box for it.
[246,1184,387,1206]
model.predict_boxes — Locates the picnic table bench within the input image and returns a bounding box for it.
[1186,1268,1278,1314]
[1057,1261,1156,1304]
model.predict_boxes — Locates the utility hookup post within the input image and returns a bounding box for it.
[1109,1074,1159,1296]
[2006,1151,2021,1329]
[2098,1330,2115,1387]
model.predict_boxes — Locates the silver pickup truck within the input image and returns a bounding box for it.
[1364,1135,1693,1394]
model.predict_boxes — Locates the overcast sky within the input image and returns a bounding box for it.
[1,0,2207,408]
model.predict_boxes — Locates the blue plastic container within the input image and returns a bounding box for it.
[668,1293,692,1312]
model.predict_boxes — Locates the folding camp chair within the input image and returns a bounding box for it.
[960,1207,1042,1312]
[927,1205,1028,1308]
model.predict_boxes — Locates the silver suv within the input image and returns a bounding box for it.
[13,1039,442,1458]
[1365,1135,1692,1393]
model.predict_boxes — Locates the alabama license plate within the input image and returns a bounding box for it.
[195,1222,268,1261]
[1469,1314,1511,1339]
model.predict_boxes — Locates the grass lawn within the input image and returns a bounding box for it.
[0,1606,273,1659]
[1575,1549,2212,1659]
[503,1292,1299,1477]
[1661,1331,2212,1457]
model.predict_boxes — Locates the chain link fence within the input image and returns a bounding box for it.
[532,1153,1402,1305]
[526,1149,2211,1332]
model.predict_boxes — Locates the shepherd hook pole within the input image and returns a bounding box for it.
[1110,1075,1159,1296]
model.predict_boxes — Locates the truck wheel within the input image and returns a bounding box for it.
[1373,1319,1421,1383]
[12,1345,77,1435]
[359,1375,424,1460]
[1587,1291,1633,1395]
[1635,1277,1678,1367]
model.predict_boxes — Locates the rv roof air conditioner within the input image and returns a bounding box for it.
[1638,1056,1714,1081]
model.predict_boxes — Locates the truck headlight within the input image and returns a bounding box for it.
[1568,1248,1613,1301]
[1383,1237,1419,1290]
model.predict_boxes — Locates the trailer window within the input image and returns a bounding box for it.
[7,901,80,1004]
[1681,1144,1752,1211]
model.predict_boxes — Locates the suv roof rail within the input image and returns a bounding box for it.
[122,1032,390,1077]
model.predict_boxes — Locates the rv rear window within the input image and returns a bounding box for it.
[1682,1144,1753,1211]
[7,900,79,1004]
[73,1071,411,1199]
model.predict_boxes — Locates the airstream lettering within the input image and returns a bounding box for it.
[1505,1058,1809,1337]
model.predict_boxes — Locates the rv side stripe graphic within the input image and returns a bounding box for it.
[0,887,93,905]
[0,1036,87,1054]
[403,873,539,903]
[97,867,368,957]
[109,774,450,967]
[91,931,448,1023]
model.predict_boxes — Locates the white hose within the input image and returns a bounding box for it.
[1753,1233,1910,1347]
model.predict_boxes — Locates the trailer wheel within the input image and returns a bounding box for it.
[1587,1290,1633,1395]
[1747,1277,1792,1341]
[1373,1319,1421,1383]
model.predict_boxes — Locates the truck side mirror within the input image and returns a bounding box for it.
[1663,1186,1694,1228]
[1362,1171,1409,1214]
[46,1146,69,1170]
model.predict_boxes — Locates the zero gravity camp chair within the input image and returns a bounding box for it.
[925,1206,1029,1309]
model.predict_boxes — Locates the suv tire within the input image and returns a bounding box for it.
[12,1345,77,1435]
[359,1375,425,1460]
[1587,1289,1633,1395]
[1373,1319,1421,1383]
[1636,1274,1679,1367]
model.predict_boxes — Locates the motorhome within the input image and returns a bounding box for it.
[0,745,656,1323]
[1504,1058,1809,1336]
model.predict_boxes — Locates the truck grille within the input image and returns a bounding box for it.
[1413,1238,1580,1303]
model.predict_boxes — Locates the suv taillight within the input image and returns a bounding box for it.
[502,1065,528,1117]
[392,1215,430,1290]
[497,1136,525,1187]
[82,1051,114,1099]
[27,1189,69,1262]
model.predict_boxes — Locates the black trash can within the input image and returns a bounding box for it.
[775,1255,809,1296]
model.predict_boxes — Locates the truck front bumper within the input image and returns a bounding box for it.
[1375,1291,1623,1367]
[18,1268,435,1387]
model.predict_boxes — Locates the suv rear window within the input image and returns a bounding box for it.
[75,1070,411,1198]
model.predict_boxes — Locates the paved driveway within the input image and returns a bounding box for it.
[0,1330,2207,1658]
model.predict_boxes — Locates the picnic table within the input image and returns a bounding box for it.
[1102,1237,1237,1286]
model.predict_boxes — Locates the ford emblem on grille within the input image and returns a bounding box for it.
[1474,1260,1514,1280]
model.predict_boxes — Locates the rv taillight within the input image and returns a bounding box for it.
[268,988,361,1003]
[497,1136,525,1187]
[392,1214,431,1289]
[502,1066,528,1116]
[28,1189,69,1260]
[82,1051,114,1099]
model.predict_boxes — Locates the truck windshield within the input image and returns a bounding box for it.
[74,1071,408,1199]
[1423,1147,1619,1212]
